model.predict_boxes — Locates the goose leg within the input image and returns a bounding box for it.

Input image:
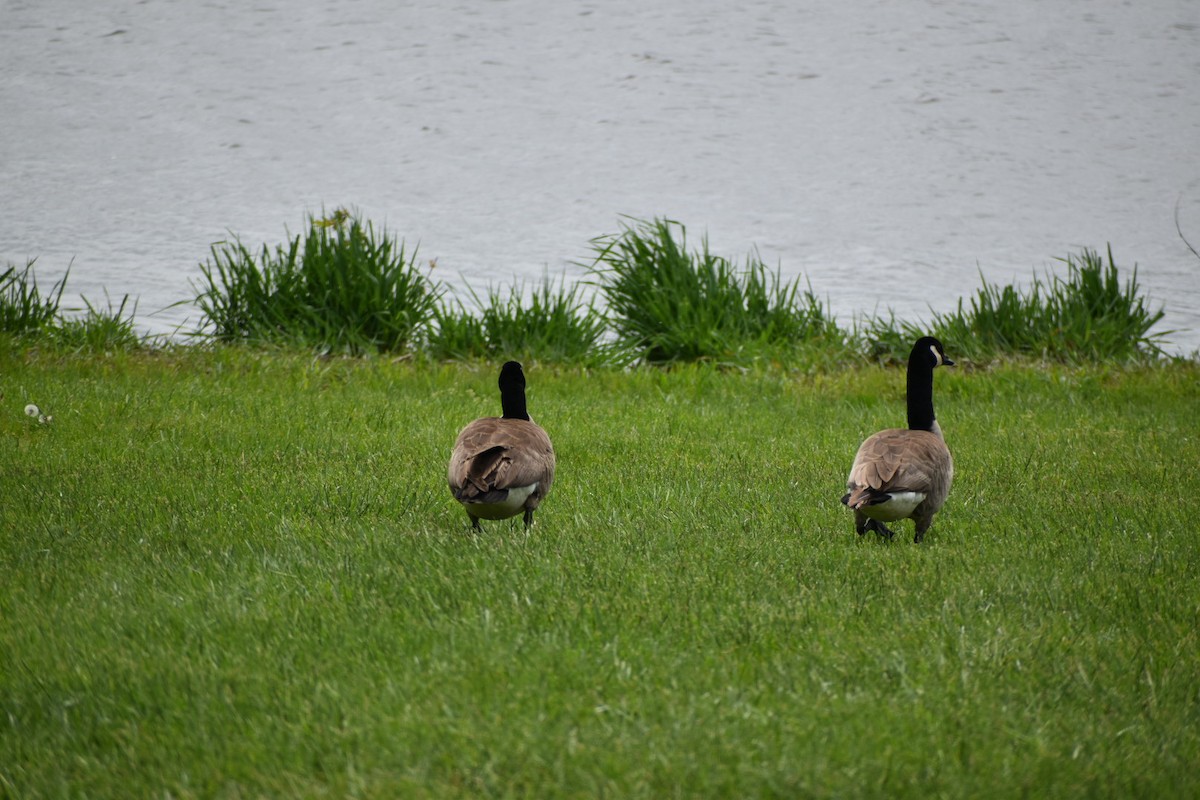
[523,509,535,530]
[469,513,482,531]
[867,519,896,540]
[854,510,868,536]
[913,516,932,544]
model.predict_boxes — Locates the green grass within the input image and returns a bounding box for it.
[1,259,68,336]
[18,213,1188,365]
[428,276,616,366]
[194,210,441,354]
[866,246,1170,365]
[588,217,845,364]
[2,262,150,354]
[51,292,142,353]
[2,348,1198,797]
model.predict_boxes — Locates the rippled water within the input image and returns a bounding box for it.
[3,0,1198,352]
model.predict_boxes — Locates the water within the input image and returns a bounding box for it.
[3,0,1199,353]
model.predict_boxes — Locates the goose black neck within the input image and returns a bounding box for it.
[500,387,530,420]
[498,362,530,420]
[906,354,936,432]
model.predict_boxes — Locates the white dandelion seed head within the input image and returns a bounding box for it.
[25,403,40,418]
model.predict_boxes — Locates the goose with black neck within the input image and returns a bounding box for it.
[842,336,955,543]
[448,361,556,531]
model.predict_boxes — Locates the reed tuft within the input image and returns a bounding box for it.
[428,275,615,365]
[865,246,1169,364]
[588,217,839,364]
[0,259,68,336]
[194,210,441,354]
[53,293,141,353]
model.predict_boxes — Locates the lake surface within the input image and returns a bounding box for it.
[3,0,1199,353]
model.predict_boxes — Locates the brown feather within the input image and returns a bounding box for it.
[448,417,555,508]
[845,428,953,514]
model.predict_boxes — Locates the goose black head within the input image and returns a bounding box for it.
[911,336,954,369]
[499,360,526,391]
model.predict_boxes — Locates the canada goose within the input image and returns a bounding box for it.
[448,361,555,531]
[842,336,954,543]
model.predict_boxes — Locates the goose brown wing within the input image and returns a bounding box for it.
[448,417,555,497]
[847,428,949,494]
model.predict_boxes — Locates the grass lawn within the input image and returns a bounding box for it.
[2,347,1198,797]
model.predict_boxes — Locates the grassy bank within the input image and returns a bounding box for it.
[2,349,1199,797]
[8,211,1183,365]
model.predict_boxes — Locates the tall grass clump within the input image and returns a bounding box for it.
[428,275,615,365]
[1046,246,1169,360]
[52,293,141,353]
[194,209,440,354]
[0,260,67,337]
[588,217,840,364]
[865,246,1169,364]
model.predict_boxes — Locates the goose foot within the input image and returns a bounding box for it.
[867,519,896,540]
